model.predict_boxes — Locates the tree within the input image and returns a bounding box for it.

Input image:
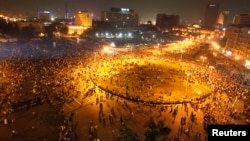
[145,129,158,141]
[145,117,158,141]
[21,24,36,38]
[0,18,8,34]
[0,18,18,36]
[145,117,171,141]
[59,25,68,35]
[44,22,62,39]
[117,124,139,141]
[148,117,157,130]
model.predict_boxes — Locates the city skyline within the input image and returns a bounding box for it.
[0,0,249,24]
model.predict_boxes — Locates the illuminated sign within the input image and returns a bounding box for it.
[121,8,130,12]
[110,8,133,13]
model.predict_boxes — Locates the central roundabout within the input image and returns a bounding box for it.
[91,57,211,104]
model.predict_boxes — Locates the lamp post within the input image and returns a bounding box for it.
[180,50,185,62]
[185,72,191,93]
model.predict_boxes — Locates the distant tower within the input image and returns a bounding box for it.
[204,4,220,27]
[217,11,230,28]
[65,0,68,19]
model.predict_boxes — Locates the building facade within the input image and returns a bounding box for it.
[74,11,92,28]
[233,14,250,25]
[156,14,180,32]
[101,8,139,28]
[172,24,224,40]
[204,4,220,27]
[219,11,230,28]
[217,11,230,28]
[225,25,250,59]
[38,11,51,21]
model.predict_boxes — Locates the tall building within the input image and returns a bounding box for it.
[233,14,250,25]
[225,25,250,60]
[156,14,180,31]
[65,0,68,19]
[74,11,92,28]
[101,8,139,28]
[38,11,51,21]
[217,11,230,28]
[204,4,220,27]
[217,13,224,25]
[225,14,250,60]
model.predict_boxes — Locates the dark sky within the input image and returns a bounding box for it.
[0,0,249,24]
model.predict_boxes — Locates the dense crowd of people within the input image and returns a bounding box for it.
[0,38,249,140]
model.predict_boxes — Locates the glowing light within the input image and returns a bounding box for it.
[209,66,215,70]
[51,16,55,21]
[121,8,130,12]
[245,60,250,65]
[200,56,207,60]
[103,46,114,54]
[193,24,201,28]
[110,42,115,47]
[234,55,240,60]
[128,32,132,37]
[245,60,250,69]
[103,46,109,52]
[211,41,220,50]
[67,25,84,35]
[38,32,45,37]
[225,51,232,57]
[117,33,123,38]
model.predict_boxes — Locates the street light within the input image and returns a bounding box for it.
[180,50,185,62]
[185,71,191,93]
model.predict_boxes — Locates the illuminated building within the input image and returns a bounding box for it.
[38,11,51,21]
[156,14,180,32]
[55,11,92,37]
[204,4,220,27]
[172,24,223,40]
[217,11,230,28]
[225,25,250,60]
[56,25,84,37]
[101,8,139,28]
[74,11,92,28]
[217,13,224,26]
[67,25,84,35]
[233,14,250,25]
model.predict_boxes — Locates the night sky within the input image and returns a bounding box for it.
[0,0,249,24]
